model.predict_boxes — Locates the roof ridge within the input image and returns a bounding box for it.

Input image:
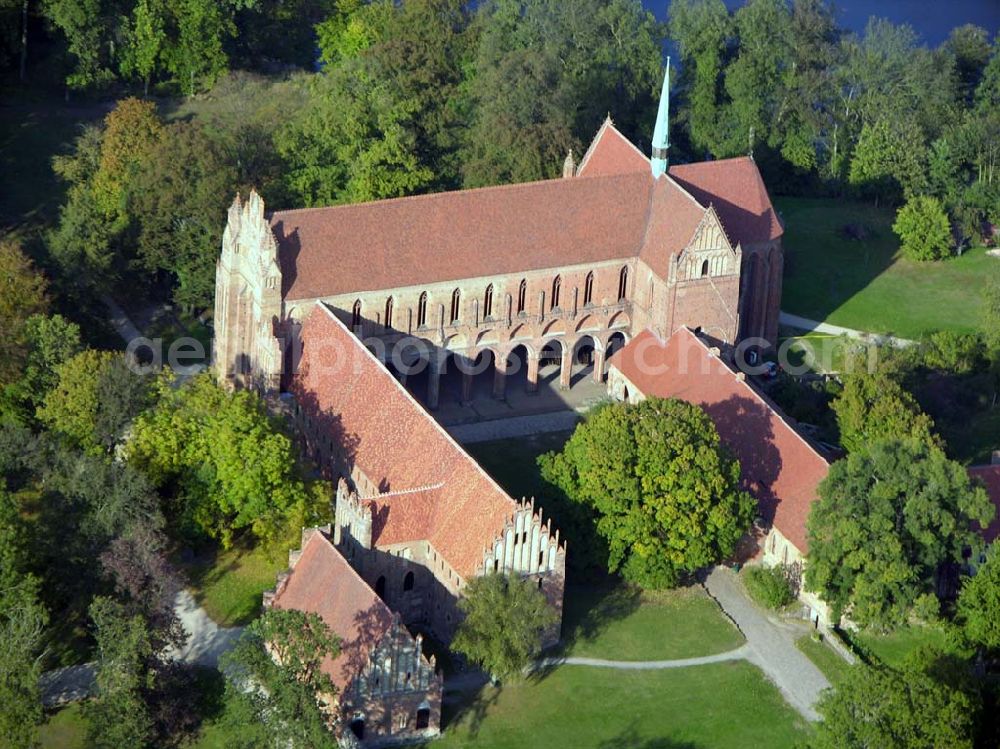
[295,531,395,621]
[361,482,446,501]
[576,118,650,176]
[268,170,650,221]
[674,326,830,466]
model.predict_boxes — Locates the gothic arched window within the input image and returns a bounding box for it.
[517,279,527,314]
[584,271,594,306]
[352,299,362,328]
[450,288,461,324]
[551,275,561,310]
[701,259,710,278]
[483,284,494,319]
[417,292,427,328]
[618,266,628,302]
[384,296,394,329]
[403,571,414,592]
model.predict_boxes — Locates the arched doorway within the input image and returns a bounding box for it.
[538,339,563,390]
[607,332,626,361]
[468,349,497,401]
[506,345,530,394]
[375,576,386,600]
[416,707,430,730]
[571,336,596,386]
[350,718,365,740]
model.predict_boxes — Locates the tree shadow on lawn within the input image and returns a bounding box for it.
[439,680,503,742]
[550,577,642,658]
[597,724,701,749]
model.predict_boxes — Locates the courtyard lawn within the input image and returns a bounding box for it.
[39,704,88,749]
[795,635,852,684]
[464,430,573,502]
[776,329,867,375]
[560,583,743,661]
[179,540,287,627]
[776,196,997,339]
[854,625,955,668]
[433,661,810,749]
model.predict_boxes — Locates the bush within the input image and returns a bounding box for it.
[892,195,952,261]
[743,565,795,610]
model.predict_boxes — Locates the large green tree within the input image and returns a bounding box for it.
[956,549,1000,653]
[831,370,938,454]
[452,573,557,682]
[219,608,340,749]
[539,398,755,588]
[892,195,953,261]
[810,655,976,749]
[805,438,994,629]
[128,373,326,546]
[0,239,49,386]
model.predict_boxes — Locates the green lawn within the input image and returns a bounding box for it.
[854,625,954,668]
[795,635,852,684]
[39,704,88,749]
[777,196,997,339]
[559,583,743,661]
[777,330,870,375]
[434,662,810,749]
[464,430,574,502]
[179,541,288,627]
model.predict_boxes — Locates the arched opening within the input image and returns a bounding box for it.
[417,292,428,328]
[583,271,594,306]
[384,296,394,330]
[352,299,362,328]
[350,719,365,740]
[538,339,563,388]
[618,266,628,302]
[607,332,626,360]
[375,576,386,600]
[571,336,596,386]
[551,275,561,310]
[506,344,530,394]
[517,279,527,314]
[701,259,710,278]
[403,571,414,592]
[450,289,461,324]
[416,708,430,730]
[468,349,497,401]
[623,384,630,402]
[483,284,494,319]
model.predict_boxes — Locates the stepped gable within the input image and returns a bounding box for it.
[669,157,783,244]
[608,327,830,553]
[269,530,395,691]
[270,171,653,301]
[294,304,520,577]
[969,465,1000,542]
[575,117,651,178]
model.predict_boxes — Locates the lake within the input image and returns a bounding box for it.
[642,0,1000,46]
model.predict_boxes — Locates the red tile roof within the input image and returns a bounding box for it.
[294,304,520,577]
[638,176,710,271]
[576,118,651,178]
[669,158,783,244]
[272,531,395,692]
[272,171,653,300]
[969,465,1000,543]
[267,125,783,301]
[608,327,830,553]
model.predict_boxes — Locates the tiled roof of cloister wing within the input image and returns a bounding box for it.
[294,303,520,577]
[267,121,781,302]
[272,170,653,300]
[271,531,395,692]
[669,157,784,245]
[608,327,830,554]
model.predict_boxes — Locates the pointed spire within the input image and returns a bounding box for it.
[651,57,671,178]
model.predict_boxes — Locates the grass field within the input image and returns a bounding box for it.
[559,583,743,661]
[432,662,809,749]
[795,635,852,684]
[854,625,955,669]
[179,541,288,627]
[38,704,87,749]
[777,196,998,339]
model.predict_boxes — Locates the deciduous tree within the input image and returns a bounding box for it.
[893,195,953,261]
[805,438,993,629]
[0,239,49,385]
[452,573,557,681]
[832,370,938,453]
[539,398,754,588]
[956,549,1000,653]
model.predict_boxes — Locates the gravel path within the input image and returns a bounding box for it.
[703,567,829,721]
[536,645,752,671]
[779,311,914,347]
[40,591,244,707]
